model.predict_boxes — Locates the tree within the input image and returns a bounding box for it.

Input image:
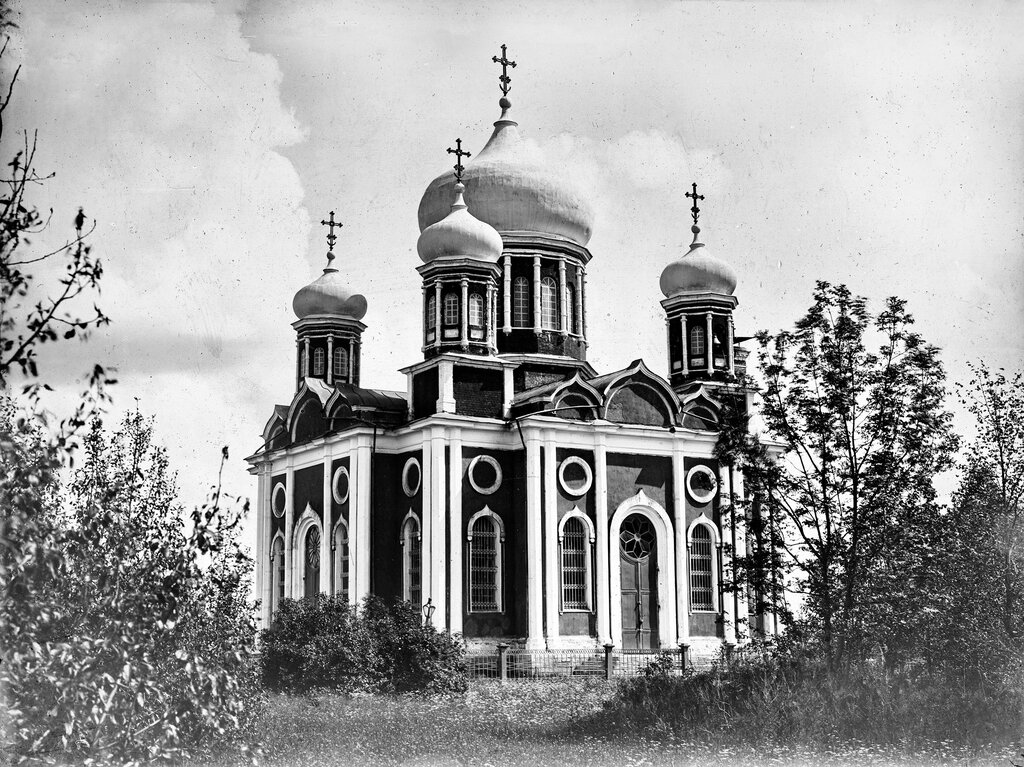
[737,281,957,666]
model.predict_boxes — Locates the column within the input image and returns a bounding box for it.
[433,281,442,349]
[460,278,469,350]
[326,337,334,385]
[284,465,295,598]
[705,312,713,377]
[437,359,455,413]
[429,428,448,632]
[665,320,673,375]
[732,466,749,641]
[448,433,463,635]
[502,366,514,419]
[672,446,689,643]
[543,430,560,647]
[420,436,433,611]
[558,259,568,337]
[719,464,736,644]
[502,256,512,333]
[295,341,301,389]
[574,265,584,340]
[727,315,735,376]
[486,284,497,352]
[421,284,428,348]
[532,256,542,335]
[681,317,689,376]
[580,267,587,343]
[354,436,372,603]
[524,427,544,649]
[348,339,355,385]
[302,338,310,378]
[256,464,270,628]
[321,453,332,594]
[594,436,611,645]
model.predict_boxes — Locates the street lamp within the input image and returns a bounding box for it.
[422,597,435,626]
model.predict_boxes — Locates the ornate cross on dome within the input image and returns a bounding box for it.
[320,210,343,267]
[447,138,471,183]
[685,182,704,227]
[492,43,516,97]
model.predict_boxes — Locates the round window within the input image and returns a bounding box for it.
[332,466,350,504]
[271,482,286,518]
[402,457,421,497]
[468,454,502,495]
[558,456,593,497]
[686,465,719,504]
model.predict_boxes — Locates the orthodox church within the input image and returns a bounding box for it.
[248,48,779,657]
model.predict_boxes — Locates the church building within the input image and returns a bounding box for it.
[248,48,779,657]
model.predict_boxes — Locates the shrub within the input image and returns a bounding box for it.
[261,595,467,695]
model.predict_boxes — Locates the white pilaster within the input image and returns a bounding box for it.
[448,433,463,635]
[421,436,433,611]
[486,284,496,352]
[502,366,514,419]
[433,281,442,349]
[502,255,512,334]
[558,259,568,337]
[543,430,560,647]
[732,467,749,642]
[575,264,584,338]
[705,312,713,377]
[284,465,295,598]
[326,337,334,385]
[532,256,542,335]
[681,317,689,376]
[460,278,469,350]
[302,338,310,378]
[257,464,270,628]
[354,436,372,604]
[719,463,736,644]
[321,451,332,594]
[728,315,735,376]
[437,359,455,413]
[524,427,544,649]
[348,339,355,385]
[429,428,448,632]
[594,436,611,645]
[672,446,689,643]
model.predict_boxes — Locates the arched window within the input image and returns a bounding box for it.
[401,514,422,605]
[304,526,321,600]
[468,293,484,327]
[560,514,594,611]
[467,510,504,613]
[512,277,530,327]
[689,326,705,356]
[540,277,558,330]
[271,536,285,618]
[312,347,325,376]
[689,523,716,611]
[567,283,578,334]
[443,292,459,326]
[426,294,436,330]
[333,347,349,379]
[333,521,349,601]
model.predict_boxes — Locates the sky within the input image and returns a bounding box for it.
[6,0,1024,550]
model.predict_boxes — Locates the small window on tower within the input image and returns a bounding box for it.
[313,348,325,376]
[469,293,484,326]
[426,294,436,329]
[513,277,530,327]
[690,325,705,356]
[443,292,459,326]
[333,347,348,379]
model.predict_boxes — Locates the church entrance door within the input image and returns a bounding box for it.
[619,514,659,650]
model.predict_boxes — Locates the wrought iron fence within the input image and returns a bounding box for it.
[465,644,705,681]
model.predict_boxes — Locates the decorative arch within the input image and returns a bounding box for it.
[599,361,680,427]
[291,505,323,600]
[686,515,721,613]
[466,507,505,613]
[681,386,724,431]
[608,490,677,648]
[399,510,422,605]
[604,382,674,427]
[551,374,602,421]
[270,532,286,619]
[558,507,596,612]
[332,518,349,601]
[291,399,327,443]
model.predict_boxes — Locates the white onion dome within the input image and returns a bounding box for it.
[292,262,368,320]
[659,226,738,298]
[417,104,595,246]
[416,182,504,264]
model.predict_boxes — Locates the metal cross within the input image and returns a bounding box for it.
[320,210,343,263]
[447,138,471,183]
[685,182,704,226]
[492,43,516,96]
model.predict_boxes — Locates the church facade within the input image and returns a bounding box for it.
[247,52,779,657]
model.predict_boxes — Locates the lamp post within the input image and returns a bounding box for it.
[422,597,436,627]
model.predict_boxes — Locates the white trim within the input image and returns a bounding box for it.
[399,510,422,605]
[271,482,287,518]
[608,490,677,649]
[602,380,677,425]
[557,506,595,613]
[402,456,422,497]
[331,518,349,599]
[331,465,350,504]
[686,464,719,504]
[292,505,323,600]
[686,515,720,613]
[467,454,503,495]
[466,506,505,613]
[558,455,593,497]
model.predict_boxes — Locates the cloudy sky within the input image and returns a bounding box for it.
[7,0,1023,543]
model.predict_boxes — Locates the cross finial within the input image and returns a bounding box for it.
[320,210,343,268]
[447,138,471,183]
[685,182,705,228]
[492,43,516,98]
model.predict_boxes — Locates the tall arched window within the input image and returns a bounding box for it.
[540,277,558,330]
[566,283,578,335]
[401,514,421,605]
[468,510,504,613]
[512,277,530,327]
[312,347,325,376]
[443,292,459,326]
[426,294,436,330]
[468,293,484,326]
[271,536,285,617]
[689,523,715,611]
[333,347,349,379]
[333,521,349,601]
[304,526,321,600]
[689,325,706,356]
[560,515,593,611]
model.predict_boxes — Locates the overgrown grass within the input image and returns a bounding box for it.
[200,679,1017,766]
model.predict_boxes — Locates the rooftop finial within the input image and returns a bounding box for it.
[446,138,471,183]
[492,43,516,114]
[685,182,705,246]
[320,210,343,270]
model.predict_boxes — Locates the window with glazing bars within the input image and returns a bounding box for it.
[333,347,348,378]
[512,277,530,327]
[426,294,436,330]
[469,517,500,612]
[561,517,589,610]
[689,325,705,356]
[404,517,421,605]
[334,525,348,601]
[469,293,484,326]
[540,277,558,330]
[312,347,325,376]
[690,525,715,611]
[443,292,459,326]
[273,539,285,612]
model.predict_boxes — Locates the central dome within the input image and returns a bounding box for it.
[417,108,595,246]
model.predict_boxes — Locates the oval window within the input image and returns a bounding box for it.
[468,455,502,495]
[332,466,350,504]
[558,456,593,497]
[686,465,719,504]
[272,482,287,518]
[402,457,422,497]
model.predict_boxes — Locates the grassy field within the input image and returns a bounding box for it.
[203,680,1018,767]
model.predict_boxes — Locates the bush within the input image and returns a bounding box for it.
[261,595,467,695]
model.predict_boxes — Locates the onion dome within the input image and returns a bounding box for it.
[293,254,367,320]
[417,101,595,246]
[417,182,503,263]
[659,225,738,298]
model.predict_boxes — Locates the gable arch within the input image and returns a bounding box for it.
[291,398,327,443]
[604,382,675,427]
